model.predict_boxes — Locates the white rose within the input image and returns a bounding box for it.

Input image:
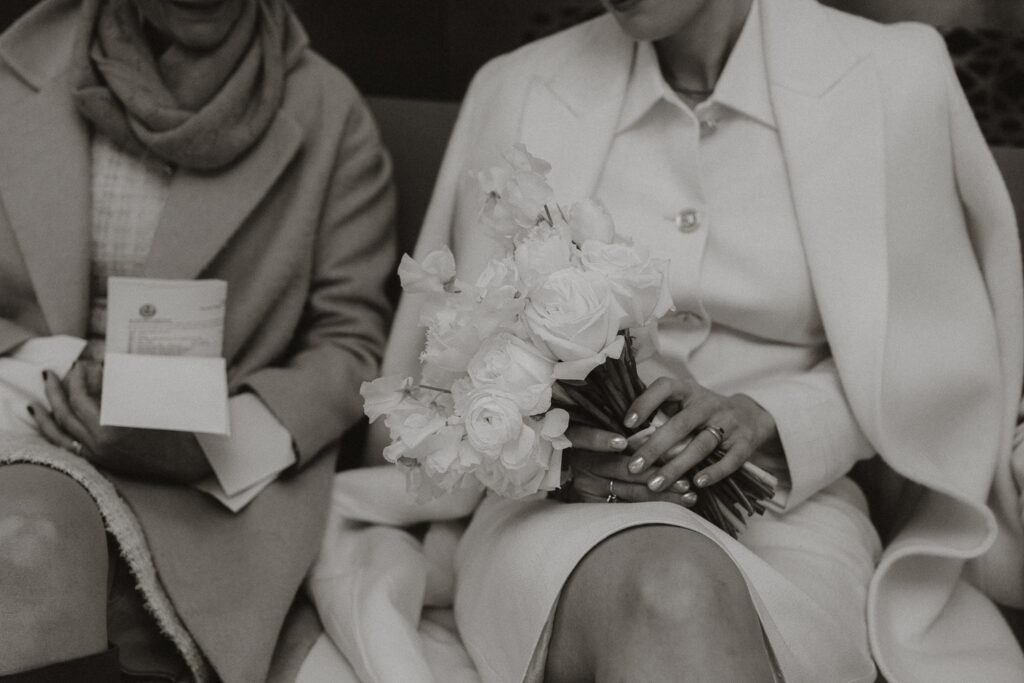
[580,240,674,328]
[524,268,626,380]
[467,333,554,387]
[568,199,617,244]
[514,227,577,292]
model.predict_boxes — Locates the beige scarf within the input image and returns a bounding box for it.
[71,0,305,171]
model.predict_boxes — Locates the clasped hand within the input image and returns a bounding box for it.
[30,361,212,483]
[564,375,778,506]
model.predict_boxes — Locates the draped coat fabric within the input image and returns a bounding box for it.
[373,0,1024,680]
[0,0,396,680]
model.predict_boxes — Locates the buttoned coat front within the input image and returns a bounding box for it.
[0,0,396,680]
[376,0,1024,680]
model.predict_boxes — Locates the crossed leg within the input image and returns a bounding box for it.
[0,463,109,674]
[545,525,774,682]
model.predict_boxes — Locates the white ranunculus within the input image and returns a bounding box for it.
[457,388,530,460]
[524,268,626,380]
[473,409,570,498]
[580,240,674,328]
[568,199,617,244]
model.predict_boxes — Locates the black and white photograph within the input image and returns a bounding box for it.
[1,1,1023,681]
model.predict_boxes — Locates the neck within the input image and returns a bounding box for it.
[654,0,754,93]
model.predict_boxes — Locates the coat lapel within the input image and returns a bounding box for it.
[144,112,302,279]
[762,0,889,437]
[0,70,91,336]
[520,16,634,202]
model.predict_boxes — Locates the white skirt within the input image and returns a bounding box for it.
[452,476,881,683]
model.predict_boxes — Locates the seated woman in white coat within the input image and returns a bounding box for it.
[372,0,1024,680]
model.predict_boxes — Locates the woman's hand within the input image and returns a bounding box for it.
[624,376,779,494]
[30,362,213,483]
[562,425,698,506]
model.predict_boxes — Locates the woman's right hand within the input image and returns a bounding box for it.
[562,425,697,507]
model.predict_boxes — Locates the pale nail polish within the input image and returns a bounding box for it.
[628,456,645,473]
[648,475,666,491]
[624,412,639,427]
[609,436,628,451]
[695,474,710,488]
[681,492,698,506]
[671,479,690,493]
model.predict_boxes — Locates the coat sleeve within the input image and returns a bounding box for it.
[244,95,398,468]
[744,355,875,509]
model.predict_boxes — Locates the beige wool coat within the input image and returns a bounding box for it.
[0,0,396,680]
[376,0,1024,680]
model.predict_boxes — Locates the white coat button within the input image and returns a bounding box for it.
[674,209,700,233]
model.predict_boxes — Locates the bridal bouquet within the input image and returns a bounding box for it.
[362,145,774,536]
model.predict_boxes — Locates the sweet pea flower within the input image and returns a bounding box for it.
[524,268,627,380]
[360,375,414,423]
[568,198,618,244]
[398,247,457,294]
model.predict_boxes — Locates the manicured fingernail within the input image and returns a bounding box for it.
[628,456,645,473]
[681,492,698,506]
[671,479,690,493]
[647,475,666,491]
[667,442,687,457]
[624,412,639,428]
[609,436,627,451]
[695,474,710,488]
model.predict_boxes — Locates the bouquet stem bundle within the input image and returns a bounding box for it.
[552,331,776,538]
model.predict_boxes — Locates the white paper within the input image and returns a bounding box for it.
[194,470,278,513]
[101,354,229,434]
[106,277,226,357]
[101,277,229,434]
[194,393,294,496]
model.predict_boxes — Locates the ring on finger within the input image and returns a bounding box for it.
[701,424,726,449]
[606,480,618,503]
[69,439,83,457]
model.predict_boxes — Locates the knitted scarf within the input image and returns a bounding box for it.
[71,0,303,171]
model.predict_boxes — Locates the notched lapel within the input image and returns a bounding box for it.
[772,58,888,424]
[0,72,90,336]
[762,0,888,427]
[519,16,633,201]
[144,112,303,280]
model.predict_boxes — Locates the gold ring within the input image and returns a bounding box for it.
[606,480,618,503]
[701,425,726,448]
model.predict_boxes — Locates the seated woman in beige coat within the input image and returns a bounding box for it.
[0,0,395,680]
[371,0,1024,680]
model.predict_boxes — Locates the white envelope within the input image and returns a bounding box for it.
[100,353,229,435]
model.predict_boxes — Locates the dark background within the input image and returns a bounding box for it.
[2,0,1022,102]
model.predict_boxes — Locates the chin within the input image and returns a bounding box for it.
[602,0,701,42]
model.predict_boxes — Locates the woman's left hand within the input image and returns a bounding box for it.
[30,362,213,483]
[624,376,779,494]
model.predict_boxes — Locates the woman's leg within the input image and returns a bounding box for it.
[545,525,773,683]
[0,464,109,674]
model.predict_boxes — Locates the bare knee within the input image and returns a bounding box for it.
[620,528,752,631]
